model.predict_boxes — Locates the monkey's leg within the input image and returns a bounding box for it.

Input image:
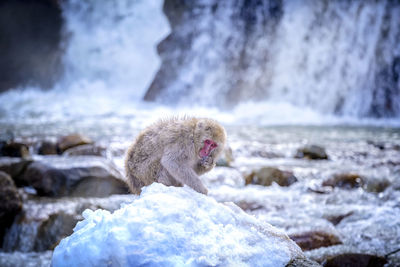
[157,167,183,187]
[161,154,208,195]
[127,173,145,195]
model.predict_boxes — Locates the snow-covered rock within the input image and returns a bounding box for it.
[52,183,308,267]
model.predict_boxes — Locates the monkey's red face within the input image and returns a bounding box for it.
[199,139,218,158]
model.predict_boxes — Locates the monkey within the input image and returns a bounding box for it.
[125,117,226,195]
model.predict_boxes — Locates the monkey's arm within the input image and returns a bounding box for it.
[160,150,208,195]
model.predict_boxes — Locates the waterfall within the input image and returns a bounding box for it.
[146,0,400,118]
[59,0,169,100]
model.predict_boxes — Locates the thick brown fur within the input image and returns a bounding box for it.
[125,117,226,195]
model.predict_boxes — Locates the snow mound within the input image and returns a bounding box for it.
[52,183,303,266]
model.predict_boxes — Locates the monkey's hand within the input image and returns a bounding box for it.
[161,152,208,195]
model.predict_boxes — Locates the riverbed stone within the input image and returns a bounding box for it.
[37,141,58,155]
[0,157,33,184]
[2,194,135,252]
[322,173,364,190]
[321,253,387,267]
[63,144,107,157]
[0,171,23,245]
[57,134,93,153]
[289,231,342,251]
[0,141,30,158]
[295,145,328,160]
[245,167,298,187]
[20,156,129,197]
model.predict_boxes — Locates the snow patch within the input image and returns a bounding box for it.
[52,183,302,266]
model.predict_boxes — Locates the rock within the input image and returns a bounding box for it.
[287,257,322,267]
[321,253,387,267]
[0,157,33,184]
[245,167,298,187]
[34,212,79,251]
[63,144,107,157]
[367,140,385,150]
[0,141,30,158]
[363,177,390,193]
[322,173,364,190]
[2,194,135,252]
[0,0,62,92]
[295,145,328,160]
[0,171,23,245]
[289,231,342,251]
[37,141,59,155]
[235,200,263,211]
[323,212,353,226]
[20,156,129,197]
[216,146,234,167]
[57,134,93,153]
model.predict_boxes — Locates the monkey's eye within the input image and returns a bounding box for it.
[211,143,217,148]
[205,139,211,145]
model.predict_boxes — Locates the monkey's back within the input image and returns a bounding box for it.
[125,117,197,187]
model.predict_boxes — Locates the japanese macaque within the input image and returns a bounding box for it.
[125,117,226,195]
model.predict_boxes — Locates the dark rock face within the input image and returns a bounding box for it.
[144,0,283,107]
[245,167,298,187]
[321,253,387,267]
[0,0,63,92]
[20,156,129,197]
[0,171,23,245]
[289,231,342,251]
[144,1,400,118]
[295,145,328,160]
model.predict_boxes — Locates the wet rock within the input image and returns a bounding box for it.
[295,145,328,160]
[367,140,385,150]
[0,171,23,245]
[235,200,263,211]
[286,257,322,267]
[20,156,129,197]
[34,212,78,251]
[57,134,93,153]
[324,212,354,226]
[63,144,107,157]
[37,141,58,155]
[245,167,298,187]
[321,253,387,267]
[0,157,33,183]
[0,141,30,158]
[322,173,364,190]
[216,146,234,167]
[2,194,134,252]
[289,231,342,251]
[363,177,390,193]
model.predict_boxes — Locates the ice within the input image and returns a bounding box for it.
[51,183,303,267]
